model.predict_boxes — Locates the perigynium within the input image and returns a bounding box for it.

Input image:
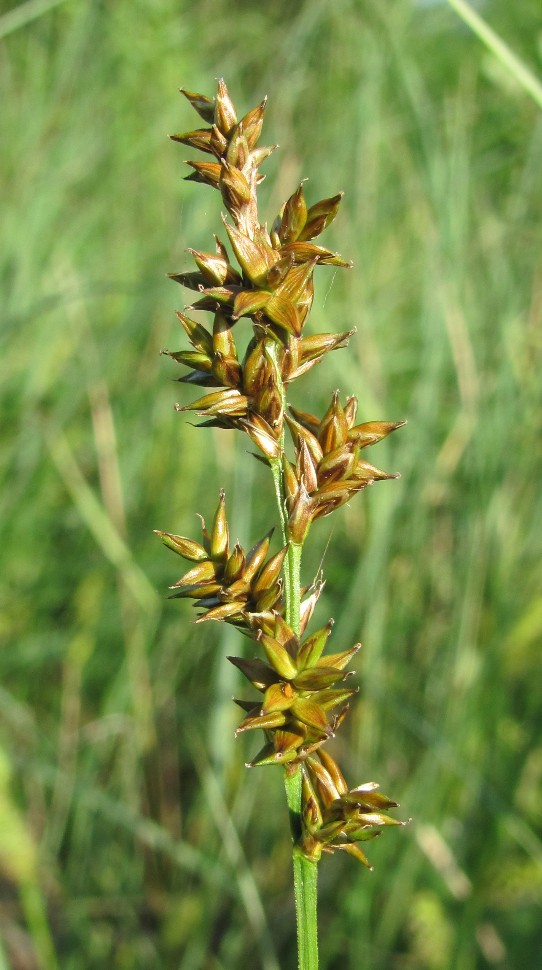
[156,78,406,970]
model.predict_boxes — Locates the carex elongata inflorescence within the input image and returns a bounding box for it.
[156,79,405,866]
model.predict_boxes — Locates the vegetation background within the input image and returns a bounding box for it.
[1,0,541,967]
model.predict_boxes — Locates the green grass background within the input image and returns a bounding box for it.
[1,0,541,967]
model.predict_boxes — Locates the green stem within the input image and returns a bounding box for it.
[285,539,302,634]
[284,770,319,970]
[267,338,319,970]
[270,456,291,593]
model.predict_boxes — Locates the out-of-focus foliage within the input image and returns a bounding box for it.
[1,0,541,967]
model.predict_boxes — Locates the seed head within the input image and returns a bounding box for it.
[156,492,287,626]
[283,396,406,541]
[298,751,405,866]
[159,79,407,872]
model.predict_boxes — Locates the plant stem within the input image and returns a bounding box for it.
[285,773,319,970]
[268,339,319,970]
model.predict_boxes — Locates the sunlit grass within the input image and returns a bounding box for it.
[1,0,541,967]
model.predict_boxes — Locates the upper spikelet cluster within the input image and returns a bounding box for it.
[163,78,355,462]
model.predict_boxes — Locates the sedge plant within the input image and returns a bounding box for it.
[156,79,406,970]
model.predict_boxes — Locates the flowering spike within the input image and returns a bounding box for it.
[160,79,406,888]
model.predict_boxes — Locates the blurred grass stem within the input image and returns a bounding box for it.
[446,0,542,108]
[0,0,70,40]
